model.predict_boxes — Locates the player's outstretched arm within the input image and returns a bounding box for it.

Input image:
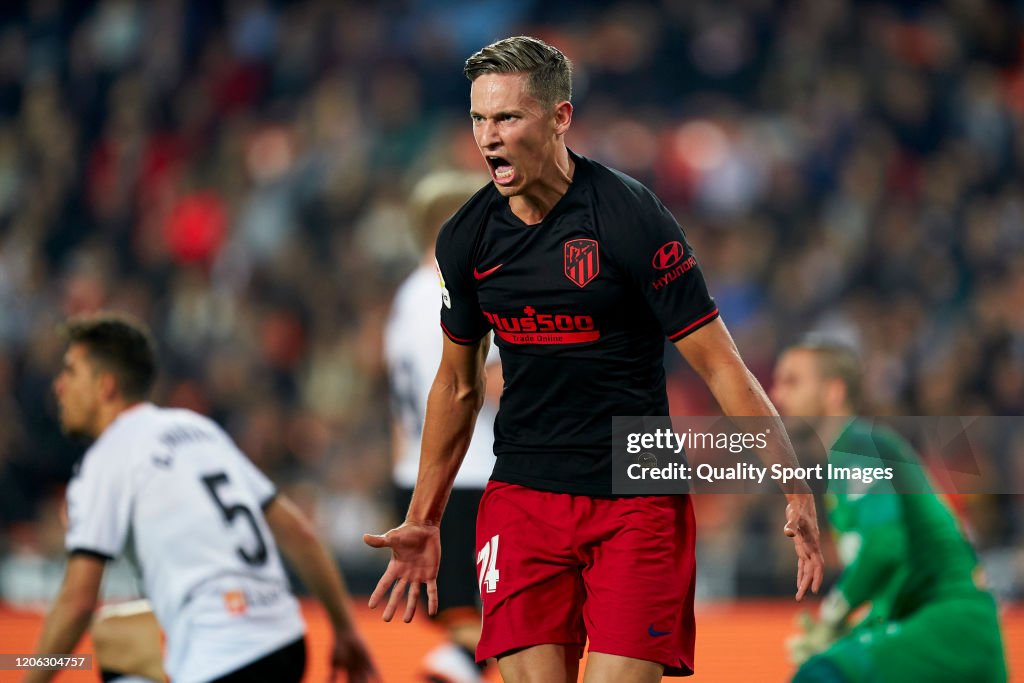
[674,318,825,600]
[24,554,105,683]
[265,495,379,683]
[364,335,489,622]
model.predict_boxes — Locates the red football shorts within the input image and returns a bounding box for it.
[474,481,697,676]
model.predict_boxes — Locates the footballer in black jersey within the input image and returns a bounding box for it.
[436,150,719,495]
[366,35,824,683]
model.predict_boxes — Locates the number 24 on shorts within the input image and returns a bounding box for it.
[477,535,500,593]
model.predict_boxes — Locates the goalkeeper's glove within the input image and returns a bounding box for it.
[786,611,845,665]
[787,591,852,666]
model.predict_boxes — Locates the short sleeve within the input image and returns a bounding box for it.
[608,188,718,341]
[65,448,133,560]
[436,219,490,345]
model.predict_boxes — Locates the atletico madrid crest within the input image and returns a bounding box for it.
[564,238,599,288]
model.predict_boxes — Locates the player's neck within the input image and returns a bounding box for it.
[94,399,145,437]
[508,147,574,225]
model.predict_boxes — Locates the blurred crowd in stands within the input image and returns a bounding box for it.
[0,0,1022,601]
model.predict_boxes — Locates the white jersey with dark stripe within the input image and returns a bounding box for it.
[385,264,498,489]
[65,403,304,683]
[436,152,719,495]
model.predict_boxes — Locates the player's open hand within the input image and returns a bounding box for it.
[329,629,379,683]
[784,493,825,601]
[363,522,442,622]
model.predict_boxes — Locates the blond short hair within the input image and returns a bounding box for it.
[464,36,573,106]
[409,170,488,249]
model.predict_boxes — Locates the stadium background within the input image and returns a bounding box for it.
[0,0,1021,680]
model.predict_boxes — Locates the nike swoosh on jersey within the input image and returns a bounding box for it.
[473,263,504,280]
[648,624,672,637]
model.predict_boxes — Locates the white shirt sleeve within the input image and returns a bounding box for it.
[65,443,134,560]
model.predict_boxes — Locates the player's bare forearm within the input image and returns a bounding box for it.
[364,335,487,622]
[25,601,92,683]
[266,496,380,680]
[406,336,489,525]
[674,320,808,494]
[266,495,356,632]
[676,320,824,598]
[406,374,484,525]
[26,556,104,683]
[710,362,809,495]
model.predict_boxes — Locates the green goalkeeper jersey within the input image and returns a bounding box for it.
[826,418,980,622]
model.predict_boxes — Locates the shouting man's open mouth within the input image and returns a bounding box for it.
[486,155,515,185]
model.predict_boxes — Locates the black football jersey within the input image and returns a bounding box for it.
[436,152,718,494]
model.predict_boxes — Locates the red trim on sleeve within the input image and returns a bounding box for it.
[441,321,484,345]
[668,308,720,341]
